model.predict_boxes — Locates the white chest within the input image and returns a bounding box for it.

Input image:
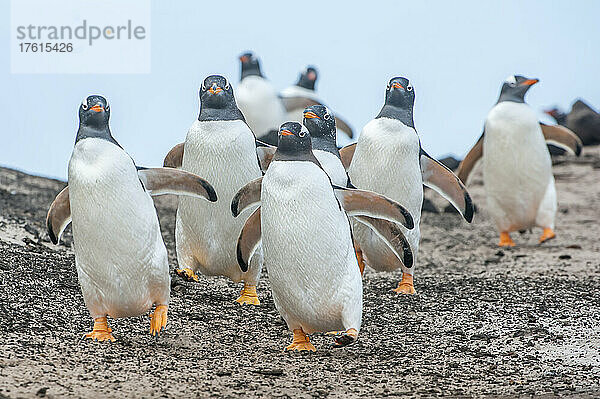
[314,149,347,187]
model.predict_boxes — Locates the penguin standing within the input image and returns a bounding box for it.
[46,95,217,341]
[235,52,287,146]
[280,66,354,142]
[231,122,415,351]
[346,77,474,294]
[457,75,582,246]
[164,75,265,305]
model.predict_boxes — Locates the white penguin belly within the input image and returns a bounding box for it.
[314,149,347,187]
[348,118,423,271]
[483,102,553,232]
[236,76,287,138]
[177,119,263,282]
[68,138,169,319]
[261,161,362,334]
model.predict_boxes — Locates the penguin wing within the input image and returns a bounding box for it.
[137,168,217,201]
[236,207,262,272]
[339,143,357,170]
[279,96,321,112]
[46,186,71,244]
[231,177,263,217]
[353,215,413,268]
[456,132,484,185]
[255,141,277,172]
[420,149,474,223]
[539,123,583,156]
[163,143,184,168]
[334,116,354,139]
[333,186,414,229]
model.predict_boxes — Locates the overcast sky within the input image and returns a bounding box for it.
[1,0,599,180]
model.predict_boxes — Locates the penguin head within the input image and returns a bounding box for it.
[498,75,539,103]
[200,75,235,109]
[79,95,110,129]
[303,105,335,140]
[277,122,312,154]
[239,51,263,79]
[296,66,318,90]
[385,77,415,110]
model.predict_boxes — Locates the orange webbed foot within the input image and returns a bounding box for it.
[149,305,168,336]
[539,228,556,244]
[332,328,358,348]
[84,317,116,342]
[285,328,316,352]
[175,267,199,282]
[393,273,416,295]
[499,232,515,247]
[235,283,260,305]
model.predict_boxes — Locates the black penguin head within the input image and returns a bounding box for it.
[303,105,335,140]
[385,77,415,109]
[296,66,318,90]
[277,122,312,154]
[239,51,263,79]
[200,75,235,109]
[79,95,110,129]
[498,75,539,103]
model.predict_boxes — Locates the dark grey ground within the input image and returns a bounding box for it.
[0,147,599,398]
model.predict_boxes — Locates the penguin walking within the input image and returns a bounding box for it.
[280,66,354,142]
[235,52,287,146]
[346,77,474,294]
[457,75,582,247]
[163,75,266,305]
[46,95,217,342]
[231,122,415,351]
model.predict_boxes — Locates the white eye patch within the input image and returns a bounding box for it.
[505,75,517,85]
[81,98,88,108]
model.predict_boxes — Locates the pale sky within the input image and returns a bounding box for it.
[1,0,599,180]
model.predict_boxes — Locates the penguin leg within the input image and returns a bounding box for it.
[498,232,516,247]
[332,328,358,348]
[393,273,416,295]
[84,317,115,342]
[175,267,199,282]
[539,228,556,244]
[354,242,366,276]
[285,328,316,352]
[536,176,557,244]
[235,282,260,306]
[149,305,168,336]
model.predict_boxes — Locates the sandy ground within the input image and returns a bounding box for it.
[0,147,599,398]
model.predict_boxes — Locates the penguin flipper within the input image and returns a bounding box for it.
[255,142,277,172]
[236,207,262,272]
[137,168,217,202]
[339,143,357,170]
[231,177,263,217]
[421,149,474,223]
[539,123,582,156]
[163,143,184,168]
[456,132,484,184]
[46,186,71,244]
[334,116,354,139]
[353,215,413,268]
[333,186,414,229]
[279,96,320,113]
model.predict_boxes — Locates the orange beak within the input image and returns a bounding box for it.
[208,87,223,94]
[303,111,319,119]
[280,129,293,136]
[240,56,249,62]
[521,79,539,86]
[90,104,104,112]
[392,82,404,89]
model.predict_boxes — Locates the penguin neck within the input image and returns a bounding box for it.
[241,65,263,80]
[376,104,415,128]
[75,125,121,147]
[497,92,526,104]
[311,135,340,159]
[274,144,320,164]
[296,77,315,91]
[198,104,246,122]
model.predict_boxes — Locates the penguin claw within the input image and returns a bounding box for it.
[149,305,168,336]
[175,267,199,282]
[332,329,358,348]
[539,228,556,244]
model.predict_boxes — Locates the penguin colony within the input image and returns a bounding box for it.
[47,52,583,351]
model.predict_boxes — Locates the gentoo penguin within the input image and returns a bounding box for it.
[546,100,600,145]
[165,75,265,305]
[46,95,217,342]
[302,104,349,187]
[457,75,582,247]
[346,77,474,295]
[235,52,287,146]
[231,122,415,351]
[280,66,354,141]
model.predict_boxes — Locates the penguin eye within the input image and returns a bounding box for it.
[323,113,331,120]
[406,84,413,92]
[105,103,110,111]
[299,131,306,138]
[81,99,88,110]
[509,82,517,87]
[201,82,207,91]
[224,79,230,90]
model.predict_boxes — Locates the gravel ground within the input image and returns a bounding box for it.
[0,147,599,398]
